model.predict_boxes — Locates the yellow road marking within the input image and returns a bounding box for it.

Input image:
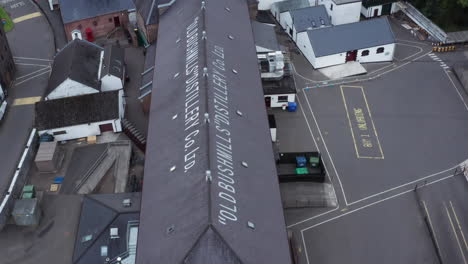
[422,201,441,253]
[340,85,384,159]
[445,202,467,264]
[13,96,41,106]
[450,201,468,252]
[12,12,42,23]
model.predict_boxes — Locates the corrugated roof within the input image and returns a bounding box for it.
[307,17,395,57]
[273,0,310,13]
[136,0,291,263]
[139,44,156,99]
[290,5,331,32]
[46,39,102,97]
[102,45,125,78]
[35,91,120,130]
[251,21,280,52]
[59,0,135,24]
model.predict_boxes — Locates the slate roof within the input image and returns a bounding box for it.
[102,45,125,78]
[46,39,102,97]
[59,0,135,24]
[307,17,395,57]
[137,0,291,263]
[290,5,331,32]
[138,44,156,99]
[73,193,141,264]
[272,0,310,13]
[35,91,120,130]
[251,21,280,52]
[263,75,297,95]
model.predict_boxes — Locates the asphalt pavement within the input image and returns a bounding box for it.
[0,0,54,197]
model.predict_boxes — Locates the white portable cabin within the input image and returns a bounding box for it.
[296,17,396,69]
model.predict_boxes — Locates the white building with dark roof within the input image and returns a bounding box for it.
[35,90,125,141]
[281,5,331,41]
[297,17,396,68]
[318,0,362,25]
[361,0,399,18]
[101,45,126,91]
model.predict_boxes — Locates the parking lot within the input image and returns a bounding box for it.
[275,16,468,264]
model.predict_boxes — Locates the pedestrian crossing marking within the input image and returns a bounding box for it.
[13,96,41,106]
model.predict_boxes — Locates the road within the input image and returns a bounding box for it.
[0,0,54,197]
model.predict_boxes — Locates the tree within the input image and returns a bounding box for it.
[458,0,468,7]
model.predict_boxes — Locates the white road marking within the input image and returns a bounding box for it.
[302,86,349,205]
[445,70,468,112]
[396,38,431,46]
[14,56,52,62]
[445,202,467,264]
[16,66,50,80]
[15,62,50,67]
[15,70,50,86]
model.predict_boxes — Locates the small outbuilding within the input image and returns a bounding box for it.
[263,76,297,108]
[317,0,362,25]
[271,0,310,24]
[297,17,396,69]
[101,45,126,91]
[281,5,331,42]
[361,0,399,18]
[35,90,125,141]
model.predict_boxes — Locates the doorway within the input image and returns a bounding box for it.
[265,97,271,108]
[382,3,392,15]
[345,50,357,62]
[113,16,121,27]
[373,8,379,17]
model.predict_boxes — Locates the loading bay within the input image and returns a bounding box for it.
[276,17,468,264]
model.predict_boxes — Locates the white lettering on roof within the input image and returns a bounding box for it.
[210,44,239,225]
[184,16,201,173]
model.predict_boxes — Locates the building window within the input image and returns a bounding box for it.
[278,96,289,103]
[93,21,98,26]
[330,4,333,10]
[361,50,370,56]
[377,47,385,54]
[78,24,82,29]
[52,130,67,135]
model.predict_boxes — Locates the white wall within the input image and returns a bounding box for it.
[259,0,284,10]
[118,89,125,119]
[46,78,98,100]
[38,119,122,141]
[355,43,395,63]
[265,93,296,108]
[279,11,292,31]
[101,75,123,91]
[361,3,398,18]
[316,0,360,25]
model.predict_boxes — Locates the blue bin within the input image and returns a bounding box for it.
[296,156,306,168]
[287,102,297,112]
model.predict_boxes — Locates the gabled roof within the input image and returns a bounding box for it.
[136,0,291,263]
[59,0,135,24]
[251,21,280,52]
[46,39,102,96]
[307,17,395,57]
[73,193,141,264]
[332,0,362,4]
[272,0,310,14]
[290,5,331,32]
[35,91,120,130]
[102,45,125,78]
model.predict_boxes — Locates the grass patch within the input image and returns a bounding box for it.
[0,7,13,32]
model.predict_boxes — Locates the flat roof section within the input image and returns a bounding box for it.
[136,0,291,263]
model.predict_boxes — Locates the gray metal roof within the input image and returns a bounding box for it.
[273,0,310,13]
[251,21,280,52]
[136,0,291,263]
[102,45,125,78]
[307,17,395,57]
[59,0,135,24]
[46,39,102,96]
[332,0,362,5]
[290,5,331,32]
[35,91,120,130]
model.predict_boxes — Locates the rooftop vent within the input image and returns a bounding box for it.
[81,234,92,243]
[110,227,119,239]
[122,199,131,207]
[172,114,178,120]
[241,161,248,168]
[236,110,243,116]
[228,35,234,40]
[166,225,175,234]
[101,245,108,257]
[225,7,231,12]
[247,221,255,229]
[170,166,176,172]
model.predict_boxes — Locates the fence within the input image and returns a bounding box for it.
[0,128,37,230]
